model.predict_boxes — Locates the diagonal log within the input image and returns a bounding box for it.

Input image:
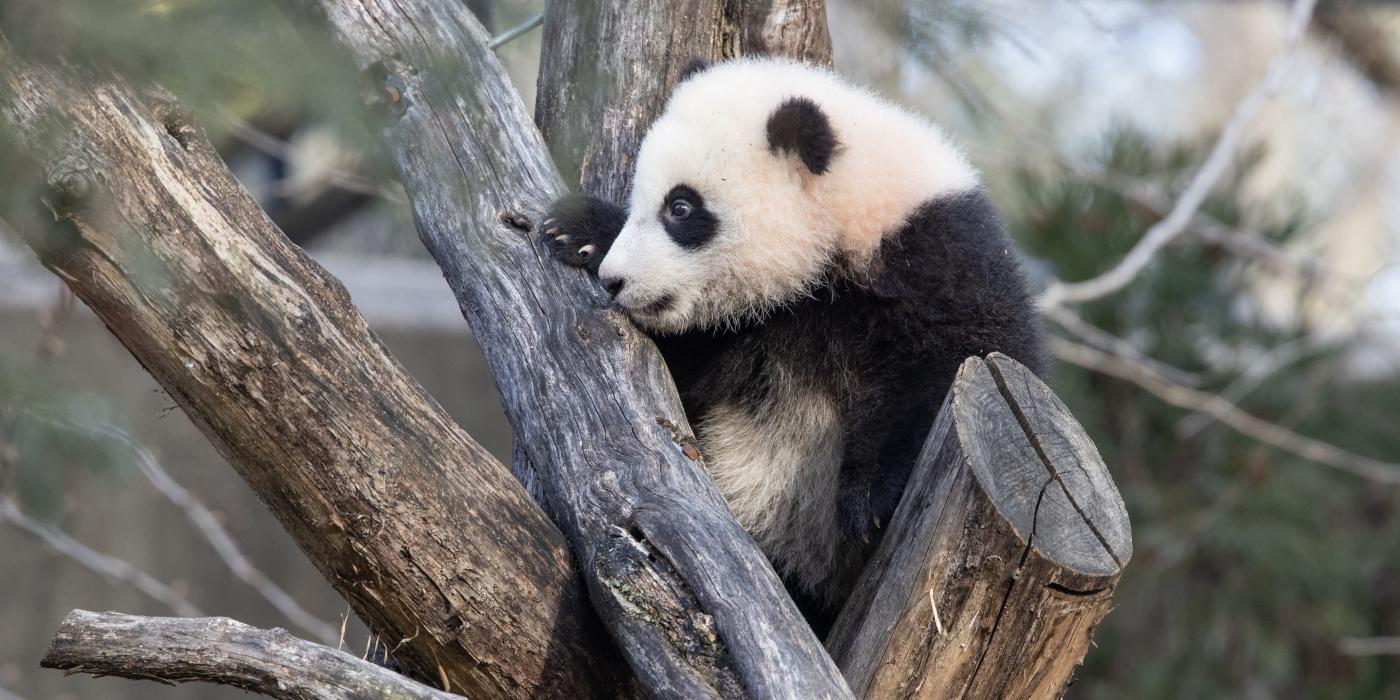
[827,354,1131,698]
[41,610,458,700]
[287,1,851,697]
[0,45,630,699]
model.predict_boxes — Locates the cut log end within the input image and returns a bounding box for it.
[830,353,1132,699]
[958,353,1132,576]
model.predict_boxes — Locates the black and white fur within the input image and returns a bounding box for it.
[541,58,1046,634]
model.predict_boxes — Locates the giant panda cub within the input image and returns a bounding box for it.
[541,57,1046,633]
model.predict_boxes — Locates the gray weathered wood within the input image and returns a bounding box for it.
[0,45,630,699]
[41,610,458,700]
[288,1,851,698]
[726,0,833,66]
[828,354,1131,699]
[535,0,831,200]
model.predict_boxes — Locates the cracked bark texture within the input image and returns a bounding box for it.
[827,354,1131,699]
[287,1,850,697]
[0,46,630,699]
[41,610,460,700]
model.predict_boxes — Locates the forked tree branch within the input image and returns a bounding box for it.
[41,610,457,700]
[0,44,629,699]
[287,1,850,696]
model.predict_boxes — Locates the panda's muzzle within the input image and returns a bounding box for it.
[631,293,675,318]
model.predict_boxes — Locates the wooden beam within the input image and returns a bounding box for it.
[828,354,1131,698]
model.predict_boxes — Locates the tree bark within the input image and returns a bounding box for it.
[288,1,851,697]
[41,610,459,700]
[0,47,630,699]
[827,354,1131,699]
[535,0,831,199]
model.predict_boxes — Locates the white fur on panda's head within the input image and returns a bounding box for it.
[598,58,979,333]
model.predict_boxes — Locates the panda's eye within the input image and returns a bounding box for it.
[669,199,693,220]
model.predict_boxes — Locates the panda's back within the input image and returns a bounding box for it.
[655,188,1044,618]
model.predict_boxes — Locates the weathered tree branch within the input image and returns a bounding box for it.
[41,610,456,700]
[0,46,629,698]
[287,1,850,697]
[828,355,1131,698]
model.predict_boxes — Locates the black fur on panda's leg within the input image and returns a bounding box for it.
[539,193,627,273]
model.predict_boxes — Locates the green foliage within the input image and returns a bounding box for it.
[999,131,1400,699]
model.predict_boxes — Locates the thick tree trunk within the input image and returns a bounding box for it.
[289,1,851,697]
[535,0,831,199]
[41,610,458,700]
[0,47,630,699]
[827,354,1131,699]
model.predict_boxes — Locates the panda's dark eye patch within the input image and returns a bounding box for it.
[658,184,718,250]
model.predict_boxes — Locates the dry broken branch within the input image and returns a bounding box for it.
[41,610,457,700]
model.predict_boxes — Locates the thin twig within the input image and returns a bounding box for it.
[1339,636,1400,656]
[1042,305,1203,387]
[1051,336,1400,485]
[488,12,544,50]
[1040,0,1320,308]
[27,413,338,644]
[1176,333,1339,437]
[0,496,203,616]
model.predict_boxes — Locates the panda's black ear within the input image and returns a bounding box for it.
[679,57,711,82]
[766,97,839,175]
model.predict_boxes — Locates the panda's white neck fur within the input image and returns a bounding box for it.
[813,89,979,262]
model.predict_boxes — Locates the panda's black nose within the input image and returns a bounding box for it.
[602,276,625,298]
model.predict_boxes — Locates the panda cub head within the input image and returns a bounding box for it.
[598,57,979,333]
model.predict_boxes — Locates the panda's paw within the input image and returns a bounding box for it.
[539,194,624,273]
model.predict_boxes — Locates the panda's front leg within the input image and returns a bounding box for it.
[539,194,628,274]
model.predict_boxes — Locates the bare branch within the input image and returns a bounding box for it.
[0,496,202,617]
[41,610,458,700]
[27,412,338,645]
[1040,0,1320,308]
[1339,636,1400,656]
[1051,337,1400,484]
[1042,304,1203,387]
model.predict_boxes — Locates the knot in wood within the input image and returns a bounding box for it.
[361,60,412,120]
[45,154,97,215]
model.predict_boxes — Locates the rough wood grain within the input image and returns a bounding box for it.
[41,610,458,700]
[288,2,851,698]
[724,0,832,65]
[0,48,629,699]
[535,0,830,199]
[828,354,1131,699]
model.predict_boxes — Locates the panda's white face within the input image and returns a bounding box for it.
[597,58,979,333]
[599,109,833,333]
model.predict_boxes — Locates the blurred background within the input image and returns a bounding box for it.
[1,0,1398,698]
